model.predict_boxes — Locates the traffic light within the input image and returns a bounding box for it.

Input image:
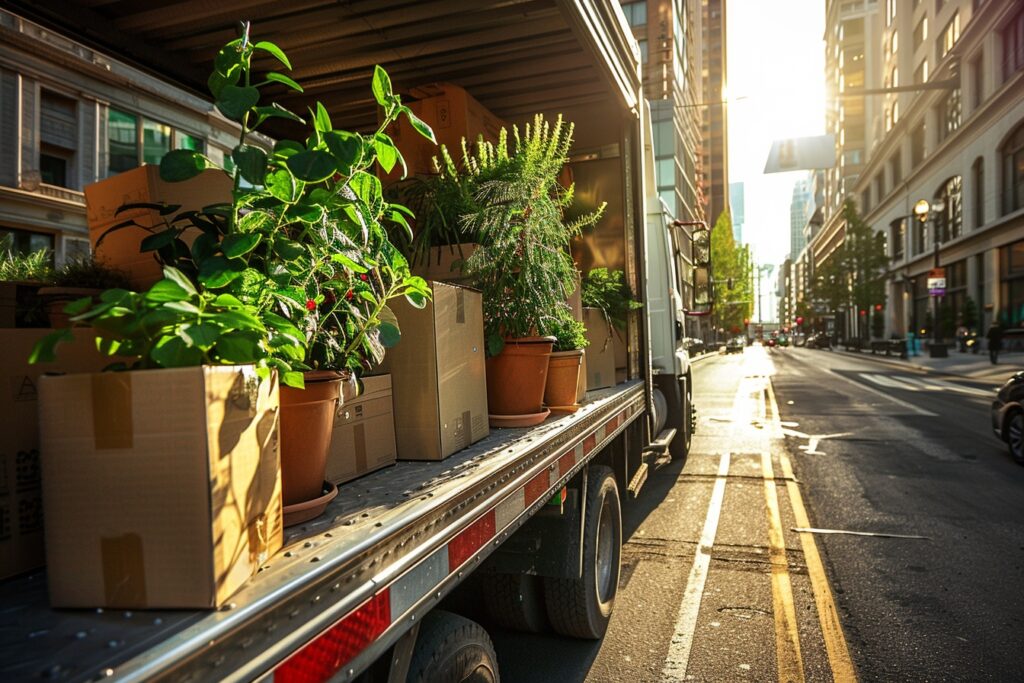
[874,304,883,312]
[743,318,750,325]
[795,316,804,325]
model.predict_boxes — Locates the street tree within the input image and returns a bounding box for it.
[710,210,753,335]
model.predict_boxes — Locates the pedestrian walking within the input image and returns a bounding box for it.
[906,329,919,357]
[986,321,1003,364]
[956,324,968,352]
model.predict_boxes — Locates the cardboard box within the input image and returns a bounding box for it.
[84,165,232,289]
[326,374,397,485]
[412,243,479,284]
[383,83,506,182]
[0,328,121,579]
[381,282,489,460]
[38,365,283,608]
[583,307,616,390]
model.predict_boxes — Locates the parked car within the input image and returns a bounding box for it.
[765,337,777,348]
[992,372,1024,464]
[806,333,831,350]
[725,337,745,354]
[683,337,706,356]
[777,335,790,347]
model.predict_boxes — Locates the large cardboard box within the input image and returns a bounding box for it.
[0,328,120,579]
[326,374,397,485]
[38,366,283,608]
[583,308,616,390]
[383,83,506,182]
[381,282,489,460]
[84,165,232,289]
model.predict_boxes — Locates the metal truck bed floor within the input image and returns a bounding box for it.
[0,381,644,682]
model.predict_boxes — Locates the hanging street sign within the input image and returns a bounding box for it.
[927,267,946,296]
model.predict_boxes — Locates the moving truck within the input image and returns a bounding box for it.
[0,2,714,680]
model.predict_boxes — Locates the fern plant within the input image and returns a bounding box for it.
[460,114,604,355]
[0,235,53,283]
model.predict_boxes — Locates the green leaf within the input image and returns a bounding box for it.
[214,40,245,76]
[273,238,306,262]
[163,266,198,296]
[222,232,262,258]
[404,289,428,309]
[215,332,261,363]
[371,65,392,108]
[208,68,240,98]
[387,208,413,241]
[178,322,222,350]
[401,106,437,144]
[64,296,94,316]
[139,230,178,253]
[330,252,369,273]
[151,336,204,368]
[282,370,305,389]
[286,150,337,182]
[29,328,74,364]
[314,102,332,133]
[163,300,202,315]
[266,168,299,202]
[145,279,192,303]
[216,85,260,122]
[487,333,505,357]
[198,256,245,289]
[99,289,134,305]
[213,293,245,309]
[210,310,265,332]
[160,149,209,182]
[378,306,401,348]
[273,139,306,158]
[373,132,399,173]
[255,104,305,126]
[254,40,292,70]
[265,71,303,92]
[232,144,268,185]
[349,172,382,212]
[323,130,363,173]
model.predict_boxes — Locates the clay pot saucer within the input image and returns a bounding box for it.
[546,404,581,415]
[489,408,551,428]
[282,481,338,527]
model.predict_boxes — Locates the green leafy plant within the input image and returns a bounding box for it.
[581,268,642,331]
[52,256,131,289]
[0,235,53,283]
[541,313,589,352]
[66,24,435,386]
[458,114,604,355]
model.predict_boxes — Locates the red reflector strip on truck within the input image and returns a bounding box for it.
[273,403,637,682]
[274,590,390,683]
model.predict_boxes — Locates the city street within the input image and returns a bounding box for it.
[492,345,1024,682]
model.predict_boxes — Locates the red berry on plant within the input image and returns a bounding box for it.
[306,299,316,311]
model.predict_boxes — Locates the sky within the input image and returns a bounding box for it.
[725,0,826,319]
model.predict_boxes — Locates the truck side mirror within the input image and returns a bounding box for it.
[693,264,712,309]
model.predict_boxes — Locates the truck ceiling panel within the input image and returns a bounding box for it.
[5,0,639,132]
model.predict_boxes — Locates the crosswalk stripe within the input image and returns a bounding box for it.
[858,373,992,398]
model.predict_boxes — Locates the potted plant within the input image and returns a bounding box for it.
[0,236,52,328]
[540,312,588,411]
[38,256,131,327]
[459,115,604,426]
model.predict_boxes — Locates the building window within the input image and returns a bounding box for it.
[937,11,960,61]
[39,91,78,189]
[913,211,927,255]
[1003,119,1024,215]
[970,53,984,110]
[861,189,871,214]
[638,38,648,63]
[844,149,863,165]
[1000,239,1024,326]
[911,122,926,167]
[935,175,963,243]
[891,219,905,261]
[891,31,898,55]
[886,0,896,26]
[972,156,984,228]
[874,173,885,205]
[913,17,927,51]
[890,153,902,186]
[621,1,646,27]
[175,131,205,153]
[142,119,171,166]
[914,59,929,83]
[0,227,54,261]
[938,87,962,142]
[1003,3,1024,81]
[108,109,139,175]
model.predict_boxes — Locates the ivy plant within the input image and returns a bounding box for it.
[66,24,436,387]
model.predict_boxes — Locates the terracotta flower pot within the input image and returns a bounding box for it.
[486,337,554,418]
[544,348,584,408]
[38,287,102,327]
[279,371,344,508]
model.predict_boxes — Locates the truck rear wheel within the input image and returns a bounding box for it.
[406,610,500,683]
[543,466,621,639]
[670,374,692,461]
[481,573,548,633]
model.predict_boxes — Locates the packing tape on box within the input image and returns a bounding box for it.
[354,423,367,472]
[91,373,133,449]
[247,511,272,567]
[101,533,147,606]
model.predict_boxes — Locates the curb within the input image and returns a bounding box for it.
[827,346,1014,382]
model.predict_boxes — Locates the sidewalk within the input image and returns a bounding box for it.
[839,346,1024,382]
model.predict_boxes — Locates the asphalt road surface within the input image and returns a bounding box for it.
[490,344,1024,682]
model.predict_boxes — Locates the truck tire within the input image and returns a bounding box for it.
[670,374,692,461]
[406,610,500,683]
[481,573,549,633]
[543,466,621,639]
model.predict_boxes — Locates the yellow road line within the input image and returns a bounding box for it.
[767,382,858,683]
[761,449,806,683]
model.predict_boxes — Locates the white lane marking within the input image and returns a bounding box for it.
[859,373,920,391]
[833,371,938,416]
[661,452,731,682]
[898,375,994,398]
